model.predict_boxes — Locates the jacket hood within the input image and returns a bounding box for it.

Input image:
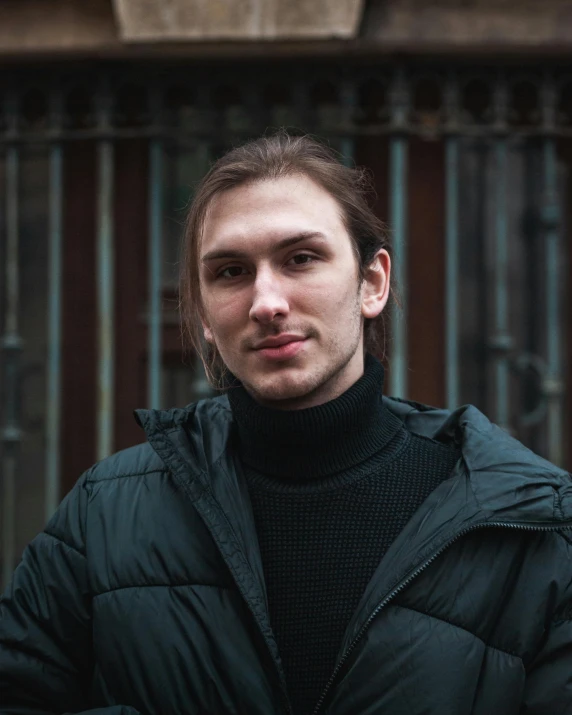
[382,397,572,525]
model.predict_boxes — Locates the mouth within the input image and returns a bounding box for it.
[253,335,308,361]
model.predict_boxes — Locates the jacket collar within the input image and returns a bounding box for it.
[383,397,572,525]
[136,395,572,527]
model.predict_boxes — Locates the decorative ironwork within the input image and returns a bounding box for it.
[0,60,569,586]
[1,91,23,586]
[95,81,116,462]
[148,83,164,411]
[444,74,461,410]
[45,89,64,520]
[388,68,411,398]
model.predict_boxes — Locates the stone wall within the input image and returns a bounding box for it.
[0,0,120,56]
[2,0,572,58]
[363,0,572,48]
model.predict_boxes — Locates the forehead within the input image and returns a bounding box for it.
[201,174,347,252]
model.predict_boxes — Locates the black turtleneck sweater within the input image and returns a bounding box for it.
[227,356,461,715]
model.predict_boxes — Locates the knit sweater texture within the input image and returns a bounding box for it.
[227,356,461,715]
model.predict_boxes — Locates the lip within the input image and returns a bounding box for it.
[253,334,306,350]
[253,335,307,361]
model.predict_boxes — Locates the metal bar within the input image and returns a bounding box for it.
[339,80,356,168]
[4,120,572,147]
[189,140,214,401]
[148,136,163,409]
[543,138,563,465]
[388,70,409,398]
[541,76,564,465]
[488,75,512,431]
[45,93,64,520]
[539,77,564,464]
[96,87,115,461]
[492,137,511,430]
[445,136,460,410]
[339,140,354,168]
[1,93,23,587]
[444,76,461,410]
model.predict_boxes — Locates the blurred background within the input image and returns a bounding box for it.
[1,0,571,588]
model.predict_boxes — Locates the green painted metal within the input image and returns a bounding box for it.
[186,143,215,401]
[492,137,511,430]
[45,92,64,520]
[389,137,408,398]
[389,70,409,398]
[444,76,461,410]
[339,81,356,168]
[445,136,460,410]
[148,137,164,409]
[488,76,512,431]
[542,137,564,466]
[96,86,115,461]
[1,93,22,588]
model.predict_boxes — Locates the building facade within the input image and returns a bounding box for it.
[1,0,572,587]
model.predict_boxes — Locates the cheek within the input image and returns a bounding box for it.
[300,275,359,318]
[202,289,250,337]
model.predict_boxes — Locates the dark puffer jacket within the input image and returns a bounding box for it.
[1,396,572,715]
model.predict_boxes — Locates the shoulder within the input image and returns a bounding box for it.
[87,394,233,485]
[86,442,167,484]
[384,396,572,524]
[134,394,231,435]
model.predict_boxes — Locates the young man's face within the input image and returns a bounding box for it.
[199,173,390,409]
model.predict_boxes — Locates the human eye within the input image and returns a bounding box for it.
[287,253,316,267]
[217,265,248,279]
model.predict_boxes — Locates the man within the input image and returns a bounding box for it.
[1,132,571,715]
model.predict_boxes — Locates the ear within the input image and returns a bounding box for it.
[201,319,214,344]
[361,249,391,320]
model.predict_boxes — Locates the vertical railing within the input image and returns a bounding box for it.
[1,92,23,587]
[339,80,356,169]
[0,66,570,588]
[444,75,460,410]
[45,90,64,520]
[541,77,565,466]
[148,86,164,409]
[187,85,215,401]
[388,70,410,398]
[490,74,512,431]
[96,84,115,461]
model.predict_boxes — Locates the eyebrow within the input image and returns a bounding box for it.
[200,231,327,263]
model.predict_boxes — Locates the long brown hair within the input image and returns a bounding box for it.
[179,131,394,387]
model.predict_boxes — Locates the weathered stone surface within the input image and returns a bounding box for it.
[112,0,364,41]
[3,0,572,56]
[0,0,120,54]
[363,0,572,46]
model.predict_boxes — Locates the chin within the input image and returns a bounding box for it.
[244,368,329,408]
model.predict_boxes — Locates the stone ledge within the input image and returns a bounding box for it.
[3,0,572,58]
[113,0,364,42]
[363,0,572,46]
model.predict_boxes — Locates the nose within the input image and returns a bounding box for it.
[249,268,289,325]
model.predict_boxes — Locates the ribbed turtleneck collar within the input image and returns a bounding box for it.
[227,354,403,479]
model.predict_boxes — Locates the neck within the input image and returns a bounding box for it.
[227,354,403,479]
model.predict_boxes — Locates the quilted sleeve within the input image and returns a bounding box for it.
[0,473,140,715]
[520,535,572,715]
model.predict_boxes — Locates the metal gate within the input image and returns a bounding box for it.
[1,61,570,586]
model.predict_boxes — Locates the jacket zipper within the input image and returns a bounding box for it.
[310,520,572,715]
[199,493,295,715]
